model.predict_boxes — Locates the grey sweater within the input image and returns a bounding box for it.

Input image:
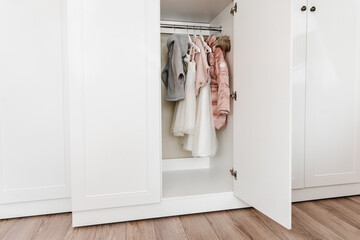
[162,34,189,101]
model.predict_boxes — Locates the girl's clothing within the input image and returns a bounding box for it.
[207,35,231,130]
[191,37,218,157]
[171,99,185,136]
[162,34,189,101]
[192,80,218,157]
[172,52,197,137]
[183,52,197,135]
[194,38,210,96]
[167,35,227,156]
[180,50,197,151]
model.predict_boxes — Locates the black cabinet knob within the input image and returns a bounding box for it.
[310,6,316,12]
[301,6,307,11]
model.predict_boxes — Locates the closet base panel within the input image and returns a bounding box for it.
[292,183,360,202]
[0,198,71,219]
[72,192,249,227]
[162,157,210,171]
[73,183,360,227]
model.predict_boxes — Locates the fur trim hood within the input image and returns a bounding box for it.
[214,36,231,52]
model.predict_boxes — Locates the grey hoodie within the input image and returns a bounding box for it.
[162,34,189,101]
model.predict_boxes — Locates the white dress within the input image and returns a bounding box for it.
[192,77,218,157]
[183,38,218,156]
[183,54,197,135]
[171,100,185,136]
[181,52,197,151]
[172,53,197,137]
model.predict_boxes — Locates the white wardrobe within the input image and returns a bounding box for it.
[292,0,360,190]
[0,0,359,230]
[0,0,71,218]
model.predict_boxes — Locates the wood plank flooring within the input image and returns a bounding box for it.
[1,196,360,240]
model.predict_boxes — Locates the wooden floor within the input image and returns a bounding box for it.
[1,196,360,240]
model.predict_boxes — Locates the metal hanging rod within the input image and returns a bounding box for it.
[160,23,222,32]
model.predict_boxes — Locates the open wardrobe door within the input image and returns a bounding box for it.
[232,0,292,229]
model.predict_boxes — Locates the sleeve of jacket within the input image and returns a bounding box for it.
[172,42,185,84]
[217,59,230,115]
[161,61,169,87]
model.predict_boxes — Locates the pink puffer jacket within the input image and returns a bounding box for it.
[207,35,231,130]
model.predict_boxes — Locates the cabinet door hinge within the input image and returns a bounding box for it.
[230,3,238,15]
[230,91,237,101]
[230,168,237,180]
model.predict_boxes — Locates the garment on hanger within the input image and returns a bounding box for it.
[162,34,189,101]
[191,37,218,157]
[194,37,211,96]
[207,35,231,130]
[183,49,197,135]
[181,48,197,151]
[172,49,197,138]
[171,99,186,136]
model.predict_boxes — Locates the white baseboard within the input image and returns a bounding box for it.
[162,157,210,171]
[292,183,360,202]
[72,192,248,227]
[0,198,71,219]
[2,184,358,226]
[73,183,360,227]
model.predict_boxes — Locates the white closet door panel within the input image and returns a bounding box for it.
[305,0,360,187]
[233,0,292,229]
[68,0,161,211]
[292,0,307,189]
[0,0,70,203]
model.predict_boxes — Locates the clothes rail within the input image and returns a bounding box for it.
[160,23,222,33]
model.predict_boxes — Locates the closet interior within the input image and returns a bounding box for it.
[160,0,235,198]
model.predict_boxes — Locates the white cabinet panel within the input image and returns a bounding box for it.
[68,0,161,212]
[233,0,292,229]
[305,0,360,187]
[292,0,307,189]
[0,0,70,203]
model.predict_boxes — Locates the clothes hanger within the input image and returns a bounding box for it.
[186,28,196,59]
[187,27,200,54]
[199,29,212,53]
[193,30,197,39]
[188,35,200,54]
[192,30,199,52]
